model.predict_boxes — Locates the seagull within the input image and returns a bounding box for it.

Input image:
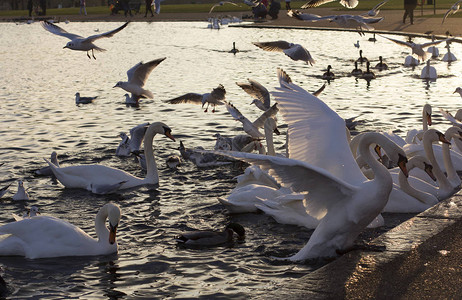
[380,35,453,61]
[442,0,462,24]
[164,84,226,113]
[354,40,360,48]
[454,87,462,98]
[301,0,359,9]
[12,180,30,201]
[209,1,241,13]
[124,93,141,107]
[236,79,271,111]
[41,21,129,59]
[13,206,40,221]
[116,122,149,157]
[329,15,383,35]
[287,10,333,22]
[114,57,166,99]
[253,41,315,65]
[75,92,97,105]
[361,0,389,17]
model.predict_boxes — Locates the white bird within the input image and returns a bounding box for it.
[420,60,437,80]
[41,21,129,59]
[426,36,440,58]
[12,206,40,221]
[442,0,462,23]
[253,41,315,65]
[354,40,360,48]
[35,151,59,176]
[440,107,462,128]
[45,122,175,193]
[0,203,121,259]
[0,184,10,198]
[454,87,462,98]
[380,35,453,61]
[404,55,420,67]
[329,15,383,35]
[164,84,226,113]
[209,1,240,13]
[75,92,97,105]
[115,122,149,157]
[362,0,388,17]
[179,141,232,168]
[442,42,457,62]
[124,93,141,107]
[114,57,166,99]
[12,180,30,201]
[236,79,271,111]
[405,103,432,144]
[301,0,359,9]
[287,10,334,22]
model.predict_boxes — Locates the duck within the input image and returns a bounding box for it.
[45,122,175,193]
[176,223,245,246]
[35,151,59,176]
[0,203,121,259]
[374,56,388,70]
[75,92,97,105]
[356,49,368,63]
[12,180,30,201]
[351,61,363,76]
[420,60,437,80]
[361,61,376,80]
[229,42,239,54]
[322,65,335,80]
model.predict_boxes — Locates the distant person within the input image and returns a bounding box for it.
[268,0,281,19]
[39,0,46,15]
[252,3,267,19]
[121,0,132,16]
[285,0,291,10]
[80,0,87,16]
[403,0,417,24]
[154,0,161,14]
[144,0,154,17]
[27,0,33,17]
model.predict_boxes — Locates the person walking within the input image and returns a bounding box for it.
[285,0,291,10]
[27,0,33,17]
[80,0,87,16]
[403,0,418,24]
[144,0,154,17]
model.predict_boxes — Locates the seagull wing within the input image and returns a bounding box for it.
[253,103,279,128]
[371,0,389,11]
[439,108,462,127]
[301,0,336,9]
[421,38,454,48]
[41,21,83,40]
[84,22,130,43]
[379,35,413,48]
[236,79,270,109]
[164,93,204,104]
[283,44,315,65]
[225,101,247,122]
[127,57,166,87]
[253,41,292,52]
[442,8,453,23]
[209,3,220,13]
[340,0,359,8]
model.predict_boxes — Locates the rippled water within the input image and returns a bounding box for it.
[0,20,461,298]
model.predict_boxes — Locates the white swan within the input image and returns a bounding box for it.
[405,103,432,144]
[0,203,121,259]
[442,42,457,62]
[46,122,175,193]
[420,60,437,80]
[404,55,420,67]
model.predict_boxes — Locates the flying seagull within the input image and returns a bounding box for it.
[253,41,315,65]
[301,0,359,9]
[209,1,241,13]
[41,21,129,59]
[164,84,226,113]
[442,0,462,24]
[114,57,166,99]
[380,35,454,61]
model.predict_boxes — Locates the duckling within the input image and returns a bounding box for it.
[176,223,245,246]
[356,49,368,64]
[374,56,388,70]
[229,42,239,55]
[351,61,363,76]
[362,61,376,80]
[322,65,335,80]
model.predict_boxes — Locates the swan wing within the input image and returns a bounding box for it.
[164,93,204,104]
[272,74,366,185]
[252,41,292,52]
[212,151,357,219]
[236,79,270,109]
[127,57,166,87]
[41,21,83,40]
[84,22,129,43]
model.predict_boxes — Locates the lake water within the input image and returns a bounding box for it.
[0,20,461,298]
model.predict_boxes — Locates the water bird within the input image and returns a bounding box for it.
[374,56,388,70]
[12,180,30,201]
[442,0,462,23]
[45,122,175,193]
[322,65,335,80]
[209,1,241,13]
[253,40,315,65]
[368,32,377,42]
[420,60,437,80]
[361,61,376,79]
[0,203,121,259]
[354,40,360,48]
[41,21,129,59]
[301,0,359,9]
[75,92,97,105]
[442,42,457,62]
[356,49,368,63]
[236,78,270,111]
[164,84,226,113]
[380,35,453,61]
[454,87,462,98]
[229,42,239,54]
[12,206,40,221]
[329,15,383,35]
[166,155,181,169]
[176,223,245,246]
[124,93,141,107]
[114,57,166,100]
[404,55,419,67]
[179,140,232,167]
[287,10,332,22]
[35,151,59,176]
[426,35,440,58]
[440,107,462,127]
[115,122,149,157]
[362,0,389,17]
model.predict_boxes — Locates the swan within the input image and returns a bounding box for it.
[404,103,432,144]
[176,223,245,246]
[404,55,420,67]
[356,50,368,63]
[420,60,437,80]
[35,151,59,176]
[0,203,121,259]
[12,180,30,201]
[361,61,376,80]
[374,55,388,70]
[442,42,457,62]
[46,122,175,193]
[351,61,362,76]
[322,65,334,80]
[426,36,440,58]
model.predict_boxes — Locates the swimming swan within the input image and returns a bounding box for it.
[46,122,175,193]
[0,203,121,259]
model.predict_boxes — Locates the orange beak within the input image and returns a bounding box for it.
[165,131,175,142]
[426,113,432,126]
[109,223,117,245]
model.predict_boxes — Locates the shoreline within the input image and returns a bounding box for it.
[3,7,461,37]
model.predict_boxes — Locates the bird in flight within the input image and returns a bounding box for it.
[442,0,462,24]
[41,21,130,59]
[253,40,315,65]
[164,85,227,113]
[209,1,241,13]
[380,35,454,61]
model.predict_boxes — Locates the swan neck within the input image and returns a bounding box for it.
[95,206,109,242]
[357,133,392,187]
[143,124,159,184]
[442,142,458,182]
[423,135,452,189]
[398,166,434,204]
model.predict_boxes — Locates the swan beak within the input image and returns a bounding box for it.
[374,144,382,159]
[437,132,451,144]
[424,162,437,181]
[165,131,176,142]
[426,113,432,126]
[109,223,118,244]
[397,154,409,178]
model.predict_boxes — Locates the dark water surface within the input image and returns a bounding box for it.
[0,21,461,298]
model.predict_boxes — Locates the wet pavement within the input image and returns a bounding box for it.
[265,193,462,299]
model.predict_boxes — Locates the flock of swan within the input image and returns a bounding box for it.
[1,15,462,265]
